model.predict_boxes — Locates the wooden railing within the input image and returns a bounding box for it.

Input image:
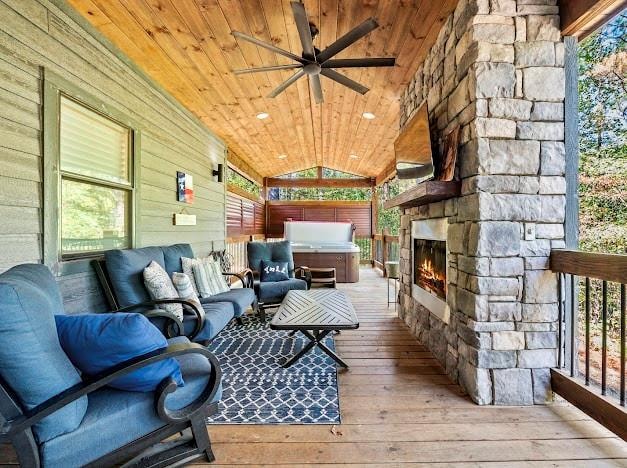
[372,234,400,276]
[550,249,627,440]
[225,235,285,273]
[225,235,265,273]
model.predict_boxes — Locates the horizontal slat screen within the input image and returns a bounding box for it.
[60,96,130,185]
[254,203,265,233]
[336,207,372,236]
[304,207,335,222]
[227,192,264,237]
[266,206,304,236]
[267,202,372,237]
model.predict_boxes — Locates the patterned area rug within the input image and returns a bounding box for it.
[206,315,340,424]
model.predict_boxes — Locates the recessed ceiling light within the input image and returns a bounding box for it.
[256,112,269,120]
[349,154,359,159]
[362,112,376,120]
[277,154,287,159]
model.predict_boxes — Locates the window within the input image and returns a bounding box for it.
[59,96,133,257]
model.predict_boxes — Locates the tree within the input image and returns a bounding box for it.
[578,12,627,254]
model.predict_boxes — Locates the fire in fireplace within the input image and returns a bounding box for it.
[414,239,447,300]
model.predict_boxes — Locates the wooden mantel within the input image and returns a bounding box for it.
[383,180,461,209]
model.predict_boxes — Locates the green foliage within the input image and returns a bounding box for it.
[276,186,371,201]
[274,167,371,200]
[578,14,626,152]
[227,167,261,196]
[61,179,126,240]
[375,178,412,235]
[578,12,627,254]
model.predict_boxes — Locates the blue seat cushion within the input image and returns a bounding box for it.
[0,264,87,443]
[162,243,194,277]
[185,302,234,342]
[39,336,222,468]
[258,278,307,302]
[105,247,166,308]
[200,288,255,317]
[247,240,295,278]
[55,313,183,392]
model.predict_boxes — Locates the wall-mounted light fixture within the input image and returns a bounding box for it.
[212,163,223,183]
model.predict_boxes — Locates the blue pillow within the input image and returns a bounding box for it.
[55,313,184,392]
[260,260,289,282]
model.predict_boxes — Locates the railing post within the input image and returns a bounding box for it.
[382,229,389,277]
[370,234,374,266]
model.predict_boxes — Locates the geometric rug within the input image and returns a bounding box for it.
[205,315,340,424]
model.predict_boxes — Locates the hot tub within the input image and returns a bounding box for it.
[285,221,360,283]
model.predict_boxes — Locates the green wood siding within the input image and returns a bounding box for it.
[0,0,227,313]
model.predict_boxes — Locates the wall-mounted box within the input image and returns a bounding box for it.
[173,213,197,226]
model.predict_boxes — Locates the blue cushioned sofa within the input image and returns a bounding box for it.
[0,264,222,467]
[94,244,258,344]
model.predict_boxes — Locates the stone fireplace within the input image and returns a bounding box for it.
[411,219,449,323]
[396,0,566,406]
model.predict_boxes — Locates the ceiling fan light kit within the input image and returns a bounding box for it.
[231,1,396,104]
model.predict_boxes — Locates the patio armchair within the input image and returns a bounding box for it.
[247,240,312,320]
[0,264,222,467]
[94,244,258,344]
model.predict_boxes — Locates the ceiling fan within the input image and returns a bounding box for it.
[231,1,396,104]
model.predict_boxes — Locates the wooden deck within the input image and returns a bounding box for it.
[202,267,627,466]
[1,268,625,466]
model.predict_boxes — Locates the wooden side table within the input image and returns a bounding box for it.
[309,267,337,288]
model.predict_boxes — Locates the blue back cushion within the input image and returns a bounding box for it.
[260,260,290,282]
[105,247,166,308]
[247,240,295,278]
[0,264,87,443]
[55,313,184,392]
[162,244,194,277]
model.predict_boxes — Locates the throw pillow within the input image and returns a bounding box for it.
[192,258,229,297]
[184,256,230,297]
[55,313,184,392]
[172,272,201,307]
[143,260,184,320]
[260,260,290,282]
[181,256,199,296]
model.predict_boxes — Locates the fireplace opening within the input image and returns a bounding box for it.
[414,239,447,300]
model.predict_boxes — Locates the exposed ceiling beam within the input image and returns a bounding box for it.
[266,177,374,189]
[559,0,627,38]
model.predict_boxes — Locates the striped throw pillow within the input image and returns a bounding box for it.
[187,257,230,298]
[171,272,200,307]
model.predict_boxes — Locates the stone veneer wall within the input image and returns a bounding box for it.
[398,0,566,405]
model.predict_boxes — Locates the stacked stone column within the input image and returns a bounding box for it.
[398,0,565,405]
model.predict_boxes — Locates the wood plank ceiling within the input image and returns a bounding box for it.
[68,0,458,178]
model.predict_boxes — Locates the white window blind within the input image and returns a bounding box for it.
[60,96,130,185]
[58,96,133,256]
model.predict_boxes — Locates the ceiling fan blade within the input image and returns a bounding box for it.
[321,57,395,68]
[232,31,307,64]
[310,74,323,104]
[316,18,378,63]
[291,1,315,60]
[233,64,303,75]
[320,69,369,95]
[268,69,306,98]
